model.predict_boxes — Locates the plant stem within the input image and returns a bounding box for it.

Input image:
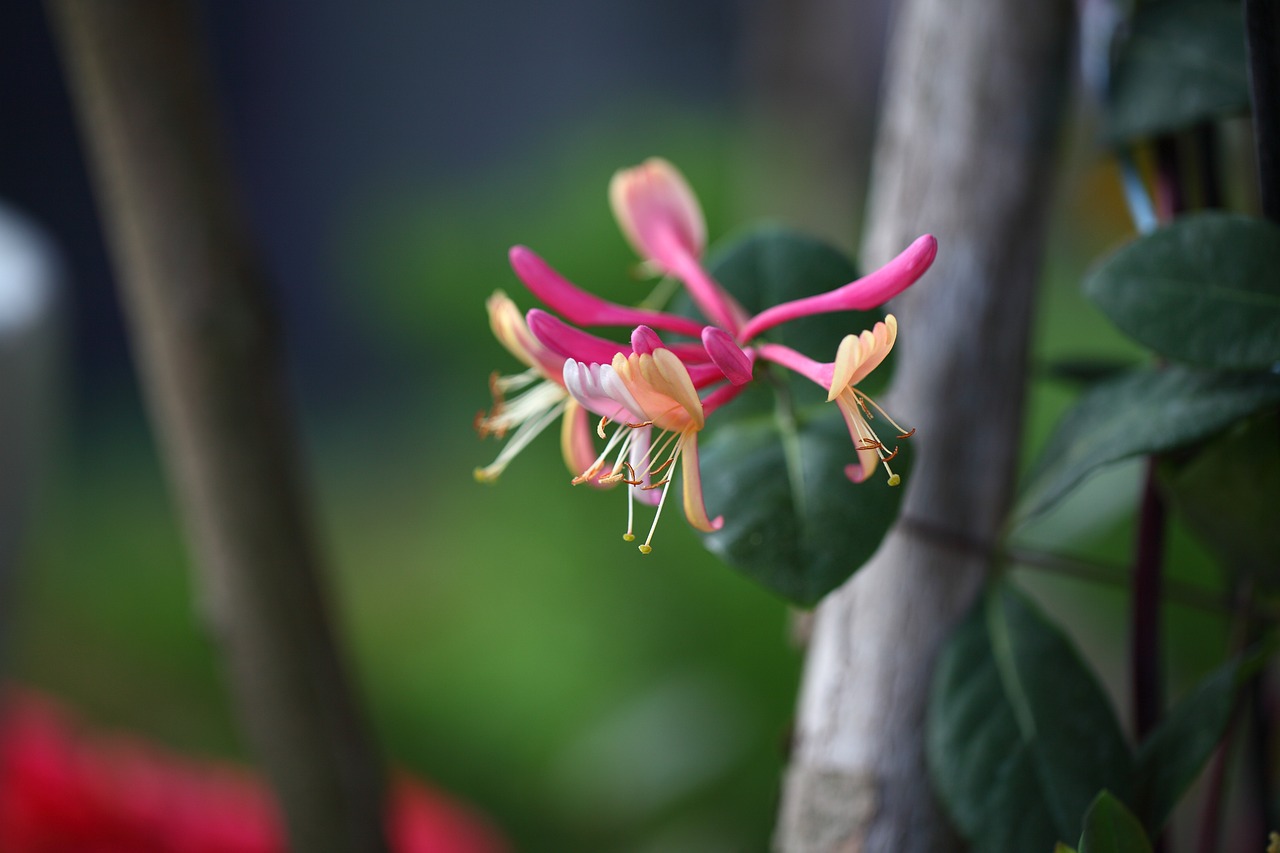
[44,3,388,850]
[1131,458,1167,741]
[1245,0,1280,221]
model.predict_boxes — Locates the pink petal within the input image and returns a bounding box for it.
[609,158,706,272]
[528,309,628,365]
[701,326,753,385]
[631,325,664,355]
[755,343,833,388]
[509,246,705,337]
[740,234,936,342]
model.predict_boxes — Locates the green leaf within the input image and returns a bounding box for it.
[1105,0,1250,142]
[1135,646,1273,830]
[697,404,908,605]
[1164,411,1280,579]
[1016,366,1280,521]
[1084,214,1280,369]
[1078,792,1153,853]
[686,226,908,605]
[928,581,1133,853]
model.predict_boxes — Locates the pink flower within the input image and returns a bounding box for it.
[478,159,936,552]
[0,688,509,853]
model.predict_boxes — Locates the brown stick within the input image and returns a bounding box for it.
[774,1,1074,850]
[44,3,388,850]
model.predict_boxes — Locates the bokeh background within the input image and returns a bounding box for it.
[0,2,1236,850]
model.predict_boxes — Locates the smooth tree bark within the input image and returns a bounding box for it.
[46,3,388,851]
[775,2,1074,851]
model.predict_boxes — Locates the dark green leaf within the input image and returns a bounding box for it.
[1084,214,1280,369]
[1106,0,1250,142]
[1135,646,1274,830]
[1164,411,1280,579]
[1016,366,1280,521]
[697,404,908,606]
[1078,792,1153,853]
[928,581,1133,853]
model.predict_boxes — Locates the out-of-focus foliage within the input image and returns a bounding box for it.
[1075,792,1152,853]
[1084,213,1280,369]
[1105,0,1249,142]
[928,581,1133,853]
[1016,366,1280,521]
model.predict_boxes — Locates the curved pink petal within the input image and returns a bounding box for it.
[740,234,936,342]
[631,325,664,355]
[509,245,705,337]
[755,343,833,389]
[528,309,629,365]
[701,326,753,385]
[609,158,706,272]
[663,250,749,337]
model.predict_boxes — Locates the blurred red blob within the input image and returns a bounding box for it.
[0,689,508,853]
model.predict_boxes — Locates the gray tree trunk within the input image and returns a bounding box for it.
[775,2,1075,851]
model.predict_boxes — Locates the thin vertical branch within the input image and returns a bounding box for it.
[45,3,388,851]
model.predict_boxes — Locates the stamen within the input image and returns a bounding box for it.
[639,474,675,555]
[597,415,610,439]
[855,389,914,437]
[640,478,672,490]
[475,397,567,482]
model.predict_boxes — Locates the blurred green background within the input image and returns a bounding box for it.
[0,3,1240,850]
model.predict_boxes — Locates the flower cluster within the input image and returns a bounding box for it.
[476,159,936,553]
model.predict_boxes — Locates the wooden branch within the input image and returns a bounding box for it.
[45,3,388,850]
[775,1,1074,850]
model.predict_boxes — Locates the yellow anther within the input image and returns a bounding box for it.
[888,473,901,487]
[638,544,653,554]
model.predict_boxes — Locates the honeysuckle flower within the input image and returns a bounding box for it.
[755,316,913,486]
[476,157,938,553]
[563,342,733,553]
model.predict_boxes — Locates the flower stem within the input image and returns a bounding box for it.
[766,368,808,521]
[1131,458,1167,741]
